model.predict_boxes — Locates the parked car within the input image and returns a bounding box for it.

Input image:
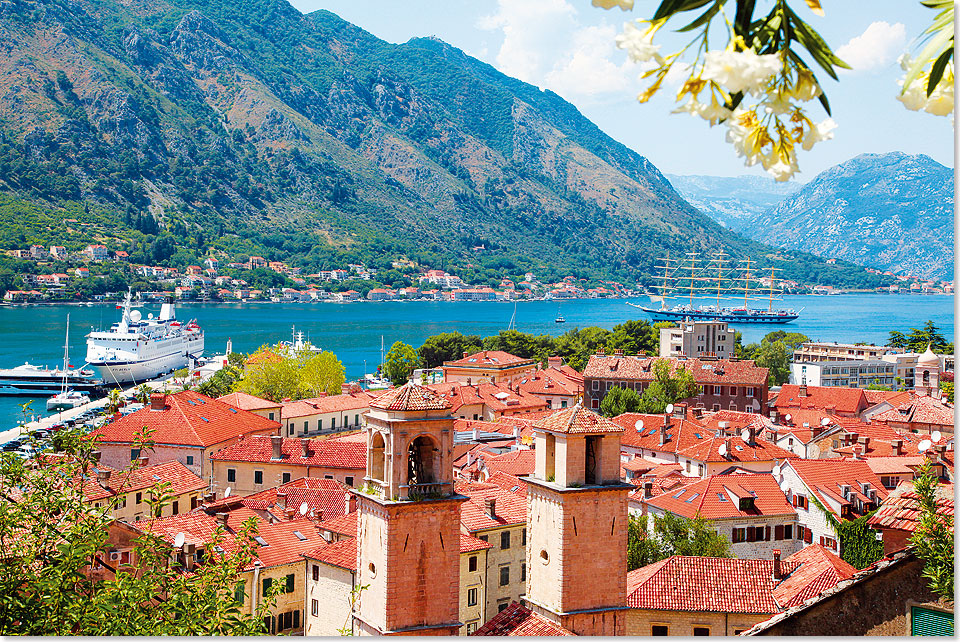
[31,429,51,439]
[2,439,24,452]
[15,444,37,459]
[64,419,76,427]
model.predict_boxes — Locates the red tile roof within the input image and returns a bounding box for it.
[860,455,928,475]
[240,477,351,521]
[533,404,624,435]
[457,481,527,532]
[82,460,205,502]
[627,475,698,501]
[626,556,793,614]
[445,350,534,368]
[318,511,358,538]
[862,389,914,406]
[217,391,281,411]
[471,601,574,636]
[304,537,357,571]
[516,371,580,397]
[677,434,798,464]
[773,545,857,609]
[613,413,710,454]
[281,391,380,419]
[870,395,955,428]
[460,533,494,553]
[484,471,526,494]
[209,435,365,470]
[698,410,772,432]
[774,385,867,415]
[644,474,795,520]
[369,382,451,411]
[464,449,536,479]
[867,480,954,535]
[785,460,889,519]
[584,355,768,386]
[92,391,280,447]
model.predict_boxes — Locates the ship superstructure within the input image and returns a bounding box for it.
[85,291,204,385]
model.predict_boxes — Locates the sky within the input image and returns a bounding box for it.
[288,0,954,180]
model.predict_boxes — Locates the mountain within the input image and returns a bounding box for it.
[0,0,886,289]
[665,174,803,229]
[738,153,954,281]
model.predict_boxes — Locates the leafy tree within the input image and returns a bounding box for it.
[605,319,662,356]
[236,345,299,402]
[600,385,643,418]
[298,350,346,397]
[627,514,664,570]
[753,340,791,386]
[887,330,908,349]
[939,380,953,402]
[104,388,124,414]
[627,512,732,571]
[906,320,950,353]
[383,341,419,386]
[196,365,240,398]
[0,428,278,634]
[910,461,954,600]
[836,513,884,569]
[553,326,611,371]
[636,359,699,414]
[418,331,483,369]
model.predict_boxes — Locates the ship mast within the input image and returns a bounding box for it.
[659,252,671,311]
[686,253,698,305]
[767,267,779,312]
[712,252,727,308]
[60,313,70,396]
[742,258,752,309]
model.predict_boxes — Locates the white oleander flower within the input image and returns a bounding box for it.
[923,82,954,116]
[616,20,662,63]
[791,70,821,102]
[897,79,929,111]
[672,97,702,116]
[592,0,634,9]
[800,118,837,151]
[725,107,767,166]
[702,49,780,95]
[697,94,732,125]
[763,150,800,182]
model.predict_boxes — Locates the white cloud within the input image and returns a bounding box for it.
[478,0,633,100]
[836,21,907,72]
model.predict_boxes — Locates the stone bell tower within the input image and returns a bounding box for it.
[914,344,941,397]
[353,382,466,636]
[523,404,632,636]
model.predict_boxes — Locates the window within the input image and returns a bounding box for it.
[498,600,510,613]
[254,470,263,485]
[499,565,510,586]
[234,582,245,605]
[288,424,294,436]
[521,562,526,582]
[501,531,511,550]
[262,577,272,594]
[186,455,194,466]
[318,419,323,431]
[331,417,336,429]
[521,528,527,546]
[285,573,294,593]
[703,385,712,396]
[227,468,236,483]
[793,494,808,509]
[269,412,275,421]
[467,588,478,606]
[479,535,488,543]
[312,565,319,581]
[130,448,140,460]
[732,528,745,543]
[652,625,669,635]
[716,385,724,396]
[746,387,755,397]
[293,610,300,630]
[355,414,360,426]
[467,622,477,634]
[172,501,179,515]
[324,474,333,480]
[592,379,599,391]
[694,627,710,636]
[698,463,704,476]
[468,555,478,572]
[135,492,142,505]
[712,403,720,411]
[282,472,291,484]
[345,476,354,487]
[784,524,793,540]
[685,460,691,473]
[311,599,318,616]
[561,400,568,408]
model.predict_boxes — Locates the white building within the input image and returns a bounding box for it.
[790,360,896,387]
[660,321,735,358]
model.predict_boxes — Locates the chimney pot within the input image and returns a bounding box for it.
[773,549,782,580]
[301,438,312,458]
[271,435,283,460]
[463,351,469,359]
[799,385,808,398]
[215,513,229,529]
[137,455,149,467]
[346,493,357,514]
[96,469,111,483]
[643,481,653,499]
[150,393,167,411]
[485,498,496,518]
[91,450,102,463]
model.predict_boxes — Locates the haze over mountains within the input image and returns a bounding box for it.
[671,153,953,281]
[0,0,885,289]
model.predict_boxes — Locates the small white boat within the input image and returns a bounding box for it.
[47,390,91,411]
[363,373,391,390]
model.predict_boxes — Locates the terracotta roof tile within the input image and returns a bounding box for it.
[644,474,795,520]
[369,382,452,411]
[533,404,624,435]
[304,537,357,571]
[867,480,954,535]
[677,434,798,464]
[92,391,280,447]
[483,472,526,494]
[775,385,867,415]
[870,395,955,428]
[613,413,710,454]
[445,351,534,368]
[318,511,358,538]
[210,435,365,470]
[460,533,494,553]
[82,460,205,503]
[773,545,857,609]
[240,477,351,520]
[785,460,889,519]
[457,481,527,532]
[280,391,380,419]
[471,601,574,636]
[463,449,536,479]
[217,391,281,411]
[584,355,768,386]
[626,556,792,614]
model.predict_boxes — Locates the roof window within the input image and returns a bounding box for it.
[293,530,307,541]
[673,491,685,498]
[229,408,237,414]
[718,493,727,502]
[684,493,700,503]
[254,536,268,546]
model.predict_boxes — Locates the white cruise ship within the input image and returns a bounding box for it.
[85,291,204,385]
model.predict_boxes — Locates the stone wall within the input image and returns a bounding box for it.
[305,561,354,636]
[626,608,770,636]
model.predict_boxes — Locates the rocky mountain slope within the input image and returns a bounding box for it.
[666,174,803,229]
[0,0,883,287]
[738,153,954,280]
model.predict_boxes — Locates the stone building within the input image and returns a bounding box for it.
[81,459,205,523]
[442,350,538,385]
[659,320,735,358]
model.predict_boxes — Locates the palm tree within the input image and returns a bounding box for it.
[135,384,153,404]
[105,388,123,414]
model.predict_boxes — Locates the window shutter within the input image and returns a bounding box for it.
[765,526,771,541]
[775,525,784,540]
[792,495,798,507]
[805,529,813,544]
[910,605,955,636]
[819,536,824,545]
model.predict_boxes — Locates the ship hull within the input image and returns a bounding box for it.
[88,348,203,386]
[639,306,799,324]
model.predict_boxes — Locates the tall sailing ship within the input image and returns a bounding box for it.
[628,252,800,324]
[85,291,205,385]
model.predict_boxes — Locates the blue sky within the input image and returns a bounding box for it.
[289,1,953,180]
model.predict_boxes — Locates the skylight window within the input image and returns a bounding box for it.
[673,491,685,498]
[254,536,268,546]
[735,445,743,451]
[694,433,702,439]
[229,408,237,413]
[684,493,700,503]
[152,475,161,481]
[293,530,307,541]
[718,494,728,502]
[201,416,209,422]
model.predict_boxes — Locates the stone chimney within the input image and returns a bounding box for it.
[137,455,149,468]
[770,410,779,423]
[150,393,167,411]
[799,385,808,398]
[96,469,112,484]
[891,439,903,456]
[772,549,782,580]
[301,438,312,458]
[277,491,288,508]
[643,481,654,499]
[346,493,357,514]
[674,403,687,418]
[463,351,469,359]
[485,498,496,518]
[852,445,864,459]
[659,419,669,446]
[91,450,102,463]
[215,512,230,531]
[271,435,283,460]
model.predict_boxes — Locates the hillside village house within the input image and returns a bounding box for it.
[442,350,538,385]
[639,474,801,559]
[584,352,769,414]
[80,459,205,522]
[209,435,366,495]
[90,392,280,480]
[279,391,379,437]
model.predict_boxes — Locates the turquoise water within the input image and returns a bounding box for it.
[0,294,953,430]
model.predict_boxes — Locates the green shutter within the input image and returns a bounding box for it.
[911,606,954,636]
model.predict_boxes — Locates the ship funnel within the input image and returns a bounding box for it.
[159,297,176,321]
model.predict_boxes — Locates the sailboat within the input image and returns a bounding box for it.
[555,304,565,324]
[47,314,91,411]
[363,335,391,389]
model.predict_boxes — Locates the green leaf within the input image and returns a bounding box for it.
[903,27,954,93]
[787,9,849,79]
[927,47,954,95]
[677,0,724,33]
[653,0,713,21]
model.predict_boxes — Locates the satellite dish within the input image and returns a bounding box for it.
[148,313,154,320]
[932,431,942,442]
[740,428,751,442]
[918,439,932,453]
[772,464,781,476]
[224,487,231,498]
[665,403,674,415]
[174,532,185,548]
[718,443,728,457]
[635,419,645,432]
[130,309,142,322]
[299,502,309,516]
[821,417,830,426]
[784,414,792,422]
